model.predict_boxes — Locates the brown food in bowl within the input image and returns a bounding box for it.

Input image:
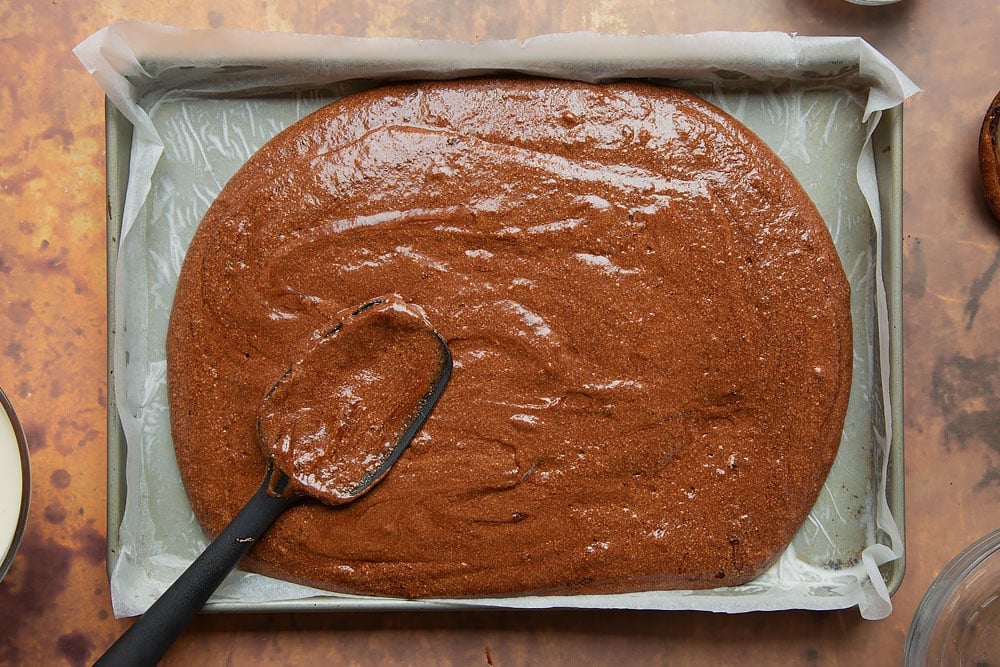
[166,78,853,598]
[980,90,1000,219]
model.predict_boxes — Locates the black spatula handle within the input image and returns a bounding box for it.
[95,470,297,666]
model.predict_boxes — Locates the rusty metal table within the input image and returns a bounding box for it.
[0,1,997,664]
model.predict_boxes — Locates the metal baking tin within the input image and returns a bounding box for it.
[104,64,906,611]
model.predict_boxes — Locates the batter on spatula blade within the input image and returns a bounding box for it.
[259,296,452,504]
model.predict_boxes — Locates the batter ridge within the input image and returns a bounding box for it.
[167,77,853,597]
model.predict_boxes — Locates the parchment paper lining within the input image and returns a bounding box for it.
[75,22,918,619]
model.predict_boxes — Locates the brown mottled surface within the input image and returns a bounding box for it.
[0,0,997,665]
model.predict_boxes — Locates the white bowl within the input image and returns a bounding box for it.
[0,386,29,582]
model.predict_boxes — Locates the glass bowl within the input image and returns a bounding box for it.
[906,529,1000,666]
[0,386,29,582]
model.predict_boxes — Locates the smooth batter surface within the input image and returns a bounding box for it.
[166,78,853,598]
[258,297,448,505]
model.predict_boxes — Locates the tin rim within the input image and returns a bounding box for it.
[0,386,30,582]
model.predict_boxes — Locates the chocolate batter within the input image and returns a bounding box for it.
[167,78,853,597]
[258,297,448,505]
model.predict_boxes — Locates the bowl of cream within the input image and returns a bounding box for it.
[0,386,29,582]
